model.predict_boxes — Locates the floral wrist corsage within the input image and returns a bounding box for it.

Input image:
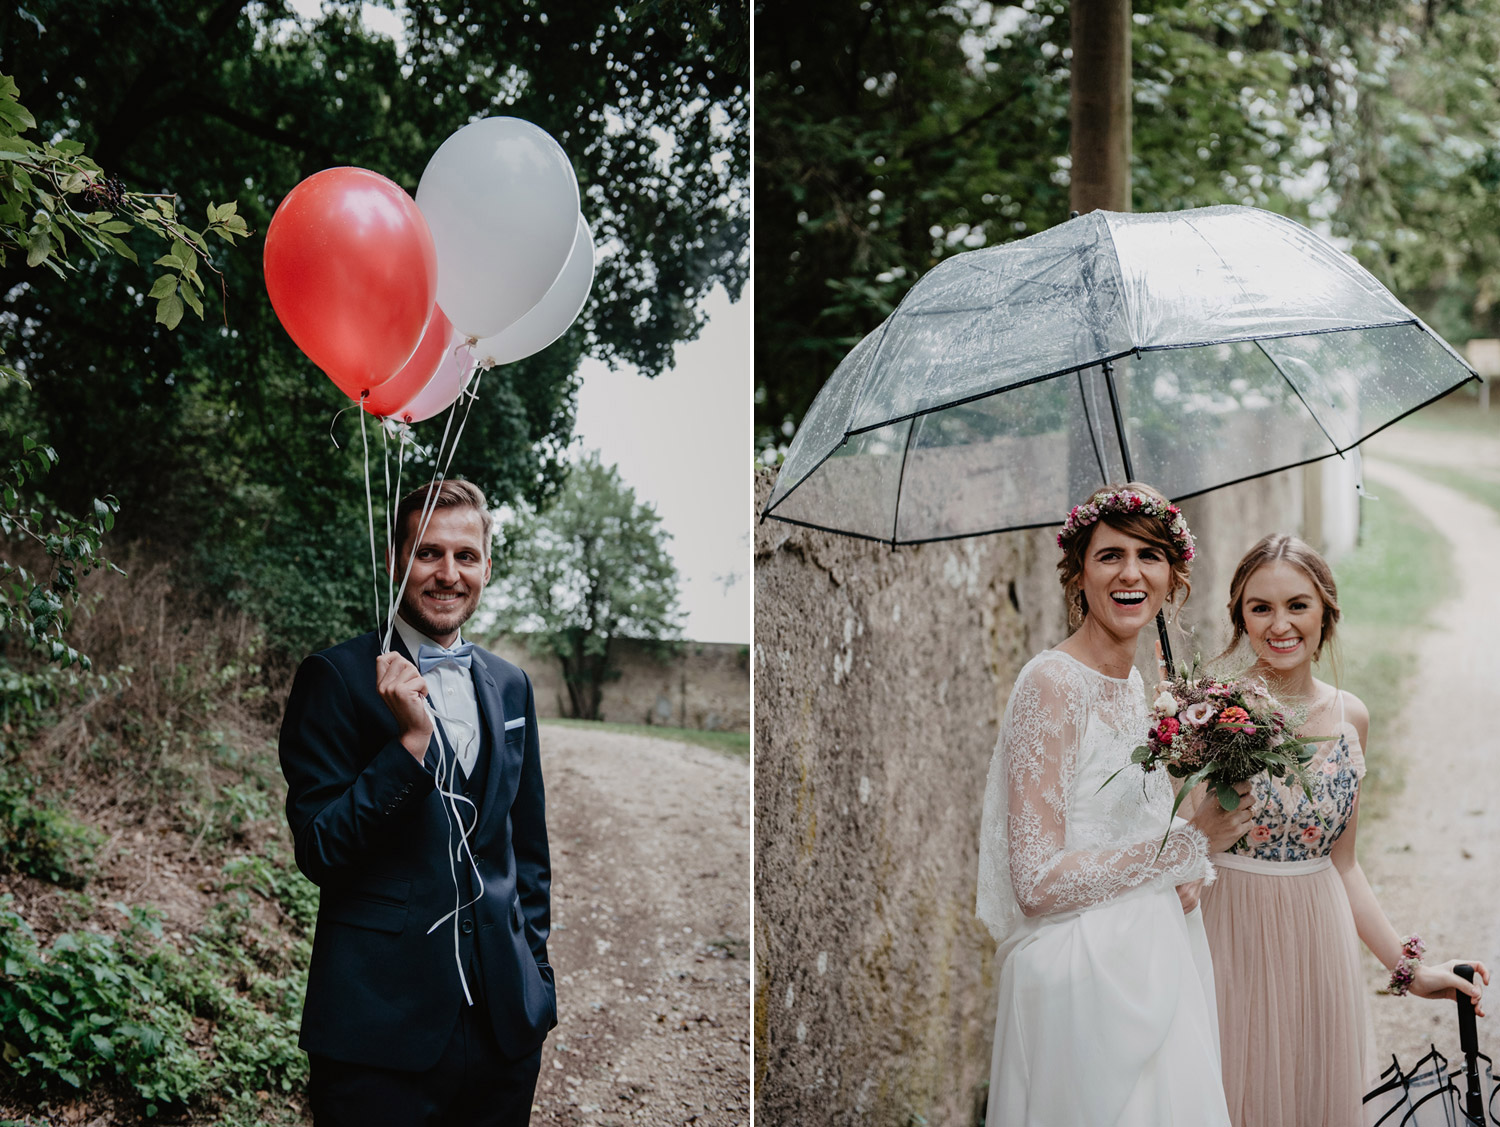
[1388,934,1426,996]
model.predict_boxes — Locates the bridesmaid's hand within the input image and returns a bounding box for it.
[1189,780,1255,853]
[1410,959,1491,1017]
[1175,879,1205,914]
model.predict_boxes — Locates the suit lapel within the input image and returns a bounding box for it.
[470,654,511,834]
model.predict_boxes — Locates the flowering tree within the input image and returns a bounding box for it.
[492,454,683,720]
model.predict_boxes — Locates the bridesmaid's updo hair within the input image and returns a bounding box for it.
[1056,481,1193,629]
[1224,534,1341,660]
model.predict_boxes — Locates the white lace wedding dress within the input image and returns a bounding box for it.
[976,649,1231,1126]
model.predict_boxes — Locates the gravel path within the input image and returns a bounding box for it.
[1356,452,1500,1071]
[532,724,751,1126]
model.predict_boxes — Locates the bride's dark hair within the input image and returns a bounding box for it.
[1056,481,1193,629]
[1221,533,1341,662]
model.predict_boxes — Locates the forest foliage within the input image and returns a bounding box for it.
[755,0,1500,453]
[1,0,748,656]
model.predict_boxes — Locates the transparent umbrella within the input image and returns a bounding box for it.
[1364,967,1498,1126]
[763,205,1477,547]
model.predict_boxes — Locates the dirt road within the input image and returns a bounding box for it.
[1356,447,1500,1068]
[532,724,751,1126]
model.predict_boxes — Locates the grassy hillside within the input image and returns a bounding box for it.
[0,560,314,1126]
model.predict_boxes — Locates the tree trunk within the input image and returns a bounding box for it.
[1070,0,1132,214]
[560,652,588,719]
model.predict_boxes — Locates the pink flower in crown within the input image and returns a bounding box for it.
[1300,825,1322,844]
[1250,824,1272,844]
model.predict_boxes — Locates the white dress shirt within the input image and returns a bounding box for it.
[394,616,482,776]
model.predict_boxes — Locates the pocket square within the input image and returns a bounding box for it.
[503,717,525,731]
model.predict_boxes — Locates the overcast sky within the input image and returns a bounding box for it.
[571,286,750,644]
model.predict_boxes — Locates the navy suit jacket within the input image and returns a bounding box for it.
[278,627,554,1069]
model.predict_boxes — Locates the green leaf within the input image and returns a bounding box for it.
[98,233,137,264]
[146,274,177,300]
[180,285,204,319]
[0,100,36,132]
[1215,780,1240,811]
[24,231,50,267]
[155,293,183,330]
[153,253,185,270]
[98,220,132,235]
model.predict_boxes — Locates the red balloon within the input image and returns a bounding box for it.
[363,306,453,418]
[264,167,437,400]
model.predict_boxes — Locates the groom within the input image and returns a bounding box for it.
[278,478,554,1126]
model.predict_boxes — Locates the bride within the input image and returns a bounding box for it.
[976,483,1249,1125]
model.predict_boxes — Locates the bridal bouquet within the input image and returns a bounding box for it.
[1107,665,1324,849]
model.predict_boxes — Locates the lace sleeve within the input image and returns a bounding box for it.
[977,655,1209,941]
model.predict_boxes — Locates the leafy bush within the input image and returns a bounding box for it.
[0,898,206,1114]
[0,769,102,888]
[0,850,314,1123]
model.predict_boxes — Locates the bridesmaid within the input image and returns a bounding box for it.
[1197,533,1490,1127]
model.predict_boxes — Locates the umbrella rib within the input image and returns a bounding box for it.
[843,349,1140,438]
[1252,339,1346,459]
[1075,367,1109,484]
[890,418,917,546]
[759,437,852,522]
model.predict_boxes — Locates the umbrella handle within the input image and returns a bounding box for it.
[1155,611,1175,679]
[1455,964,1485,1125]
[1457,964,1480,1053]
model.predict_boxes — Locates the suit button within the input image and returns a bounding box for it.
[461,919,474,935]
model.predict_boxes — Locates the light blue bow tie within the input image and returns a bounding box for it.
[417,641,475,673]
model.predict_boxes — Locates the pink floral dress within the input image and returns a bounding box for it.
[1200,694,1374,1127]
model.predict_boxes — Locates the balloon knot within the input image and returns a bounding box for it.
[479,358,497,371]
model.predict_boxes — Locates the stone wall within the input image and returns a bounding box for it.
[483,634,750,732]
[752,463,1343,1126]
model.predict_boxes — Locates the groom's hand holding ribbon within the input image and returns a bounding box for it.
[376,652,435,761]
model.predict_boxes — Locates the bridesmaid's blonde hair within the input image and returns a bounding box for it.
[1223,534,1341,663]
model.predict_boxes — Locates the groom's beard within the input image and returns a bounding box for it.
[397,582,480,641]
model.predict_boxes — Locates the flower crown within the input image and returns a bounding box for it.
[1057,489,1196,562]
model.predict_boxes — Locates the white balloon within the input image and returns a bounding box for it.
[473,216,595,366]
[416,117,580,339]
